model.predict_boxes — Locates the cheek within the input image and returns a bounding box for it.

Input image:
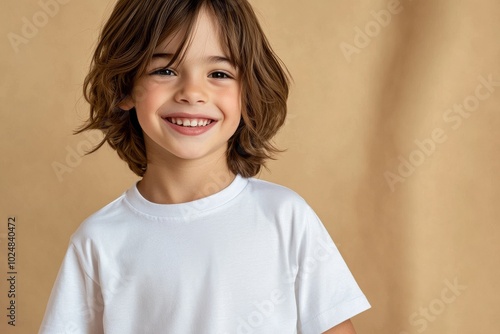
[132,80,165,110]
[131,83,165,132]
[223,88,242,116]
[226,99,242,132]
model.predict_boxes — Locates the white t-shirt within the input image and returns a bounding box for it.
[40,175,370,334]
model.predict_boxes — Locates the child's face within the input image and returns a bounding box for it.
[125,9,241,166]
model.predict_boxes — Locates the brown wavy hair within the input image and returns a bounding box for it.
[77,0,290,177]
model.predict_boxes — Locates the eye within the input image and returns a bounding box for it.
[151,68,176,76]
[209,71,231,79]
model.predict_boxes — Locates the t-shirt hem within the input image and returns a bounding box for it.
[299,295,371,334]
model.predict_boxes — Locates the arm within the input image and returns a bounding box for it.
[323,320,357,334]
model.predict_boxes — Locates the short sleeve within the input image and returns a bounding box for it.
[295,207,370,334]
[39,243,104,334]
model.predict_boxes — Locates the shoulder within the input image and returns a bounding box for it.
[246,178,306,202]
[70,190,130,244]
[244,178,315,216]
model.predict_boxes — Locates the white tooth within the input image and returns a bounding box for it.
[169,117,213,127]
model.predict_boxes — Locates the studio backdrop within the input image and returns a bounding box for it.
[1,0,499,333]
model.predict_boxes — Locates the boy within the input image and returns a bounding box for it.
[40,0,370,333]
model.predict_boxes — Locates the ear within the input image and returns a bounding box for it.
[118,95,135,111]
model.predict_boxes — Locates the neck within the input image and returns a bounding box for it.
[137,152,236,205]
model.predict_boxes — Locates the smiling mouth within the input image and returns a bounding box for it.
[165,117,214,127]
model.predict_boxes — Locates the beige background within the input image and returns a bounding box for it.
[1,0,499,333]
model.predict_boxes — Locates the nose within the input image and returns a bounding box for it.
[174,75,208,105]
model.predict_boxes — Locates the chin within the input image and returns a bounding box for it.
[170,147,224,162]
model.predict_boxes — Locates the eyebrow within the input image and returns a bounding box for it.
[151,53,233,65]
